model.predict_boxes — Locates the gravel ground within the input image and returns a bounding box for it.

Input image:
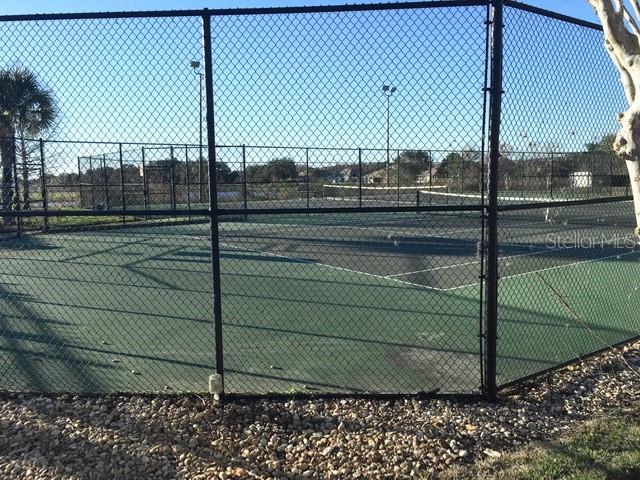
[0,341,638,479]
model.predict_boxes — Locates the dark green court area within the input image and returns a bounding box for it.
[0,209,638,394]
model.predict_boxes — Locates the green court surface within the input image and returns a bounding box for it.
[0,211,638,394]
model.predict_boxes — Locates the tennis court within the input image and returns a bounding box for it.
[1,196,639,394]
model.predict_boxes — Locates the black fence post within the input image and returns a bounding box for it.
[396,149,401,206]
[358,148,363,208]
[102,154,109,210]
[484,0,503,401]
[550,154,554,199]
[203,11,225,399]
[170,146,176,213]
[609,153,614,196]
[428,150,433,205]
[12,137,22,237]
[119,143,126,223]
[77,156,82,210]
[242,144,248,218]
[142,147,149,219]
[40,139,48,232]
[306,147,310,210]
[185,145,192,220]
[89,156,96,211]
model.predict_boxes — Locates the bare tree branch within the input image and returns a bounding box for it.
[630,0,640,24]
[589,0,640,60]
[623,7,640,36]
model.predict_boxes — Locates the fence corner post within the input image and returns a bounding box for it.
[202,9,225,401]
[484,0,504,401]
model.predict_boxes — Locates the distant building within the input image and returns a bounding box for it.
[417,166,439,185]
[570,171,592,188]
[363,168,387,185]
[331,167,356,184]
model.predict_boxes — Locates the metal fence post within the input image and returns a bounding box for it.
[306,147,310,210]
[142,147,149,219]
[484,0,503,401]
[77,156,82,209]
[428,150,433,204]
[185,145,192,220]
[203,11,225,399]
[396,149,401,205]
[88,156,95,211]
[609,153,614,196]
[242,144,248,218]
[12,137,23,237]
[102,154,109,210]
[550,153,554,199]
[358,148,363,208]
[119,143,126,223]
[170,146,176,213]
[40,139,48,232]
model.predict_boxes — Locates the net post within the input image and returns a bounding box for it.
[429,150,433,205]
[358,148,363,208]
[142,147,149,220]
[40,139,48,233]
[89,155,96,211]
[119,143,126,224]
[484,0,503,401]
[185,144,192,220]
[170,146,176,214]
[203,10,225,400]
[242,144,248,219]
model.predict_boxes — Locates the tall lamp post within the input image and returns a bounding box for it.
[191,60,204,203]
[382,84,397,187]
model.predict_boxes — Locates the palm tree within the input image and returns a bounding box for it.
[0,68,57,223]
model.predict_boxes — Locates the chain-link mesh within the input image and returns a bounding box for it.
[497,3,639,386]
[0,2,636,396]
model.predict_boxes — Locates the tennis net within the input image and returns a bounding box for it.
[416,190,633,226]
[322,184,446,206]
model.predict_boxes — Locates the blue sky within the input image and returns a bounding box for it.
[0,1,622,173]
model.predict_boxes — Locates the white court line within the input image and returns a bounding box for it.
[386,243,571,278]
[385,259,481,277]
[445,248,640,291]
[219,241,450,292]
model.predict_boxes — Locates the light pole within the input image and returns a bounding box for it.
[382,84,397,187]
[191,60,204,203]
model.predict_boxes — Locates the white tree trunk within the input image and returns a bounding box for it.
[625,159,640,236]
[588,0,640,238]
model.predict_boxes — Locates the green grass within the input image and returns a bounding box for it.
[439,408,640,480]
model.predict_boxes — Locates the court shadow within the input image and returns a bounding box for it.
[0,233,59,252]
[0,285,106,391]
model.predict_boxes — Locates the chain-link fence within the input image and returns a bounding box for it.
[0,1,637,397]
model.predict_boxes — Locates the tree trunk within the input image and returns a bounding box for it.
[625,158,640,237]
[615,105,640,237]
[0,132,15,225]
[585,0,640,237]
